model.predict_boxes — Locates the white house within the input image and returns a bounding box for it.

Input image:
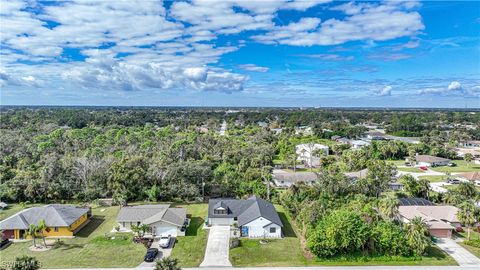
[296,143,329,167]
[116,204,187,237]
[207,196,283,238]
[272,169,317,188]
[412,155,451,167]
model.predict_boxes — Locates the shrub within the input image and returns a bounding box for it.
[371,221,412,256]
[463,239,480,248]
[307,209,370,258]
[12,256,40,270]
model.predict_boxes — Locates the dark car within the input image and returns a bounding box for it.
[0,238,11,250]
[144,248,159,262]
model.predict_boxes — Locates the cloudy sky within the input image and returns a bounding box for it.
[1,0,479,107]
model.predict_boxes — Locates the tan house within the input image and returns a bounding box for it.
[398,205,460,238]
[409,155,451,167]
[456,172,480,186]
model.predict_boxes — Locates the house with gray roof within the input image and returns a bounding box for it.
[207,196,283,238]
[0,204,90,239]
[272,169,317,188]
[116,204,187,237]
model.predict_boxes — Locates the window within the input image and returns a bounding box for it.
[269,227,276,233]
[54,227,59,232]
[233,217,237,221]
[214,209,227,215]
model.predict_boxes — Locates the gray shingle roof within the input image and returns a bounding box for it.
[117,204,186,226]
[272,170,318,185]
[208,196,283,227]
[0,204,89,230]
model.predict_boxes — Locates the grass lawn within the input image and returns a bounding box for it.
[419,175,448,182]
[390,160,408,166]
[230,205,457,266]
[456,230,480,258]
[0,205,146,268]
[431,160,480,173]
[170,203,208,268]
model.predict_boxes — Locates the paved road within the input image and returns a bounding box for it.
[199,226,232,267]
[436,238,480,266]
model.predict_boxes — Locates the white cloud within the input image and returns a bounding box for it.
[238,64,270,72]
[298,54,354,61]
[253,1,424,46]
[372,85,392,96]
[448,81,462,90]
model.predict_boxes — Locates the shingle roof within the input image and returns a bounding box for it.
[0,204,89,230]
[345,169,369,179]
[208,196,283,227]
[416,155,450,163]
[272,170,318,185]
[117,204,186,226]
[399,205,459,223]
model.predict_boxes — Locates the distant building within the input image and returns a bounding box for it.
[364,131,387,141]
[333,137,370,149]
[456,172,480,186]
[459,140,480,148]
[295,126,314,136]
[296,143,329,167]
[272,169,317,188]
[411,155,451,167]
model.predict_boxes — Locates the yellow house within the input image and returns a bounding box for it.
[0,204,90,239]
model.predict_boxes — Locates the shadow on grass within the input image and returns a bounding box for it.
[53,241,85,251]
[277,211,296,238]
[186,216,204,236]
[76,216,105,238]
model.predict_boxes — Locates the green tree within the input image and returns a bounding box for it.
[12,255,40,270]
[26,224,38,248]
[464,153,473,167]
[378,195,400,221]
[371,221,411,256]
[457,202,479,241]
[457,182,478,198]
[155,257,181,270]
[403,217,431,256]
[37,219,47,248]
[307,209,370,258]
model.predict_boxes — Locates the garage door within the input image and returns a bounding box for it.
[155,226,177,237]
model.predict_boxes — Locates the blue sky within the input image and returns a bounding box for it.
[1,0,479,108]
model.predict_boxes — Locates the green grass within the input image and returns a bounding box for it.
[390,160,408,166]
[456,230,480,258]
[170,203,208,268]
[431,160,480,173]
[230,205,457,266]
[0,206,146,268]
[419,175,448,182]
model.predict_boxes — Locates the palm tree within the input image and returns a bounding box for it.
[37,219,47,247]
[464,153,473,167]
[457,182,477,198]
[457,202,479,241]
[155,257,181,270]
[379,196,400,221]
[27,224,38,248]
[404,217,431,256]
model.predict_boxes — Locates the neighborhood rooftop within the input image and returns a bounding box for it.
[0,204,89,230]
[208,196,283,227]
[415,155,451,163]
[272,169,318,184]
[117,204,186,226]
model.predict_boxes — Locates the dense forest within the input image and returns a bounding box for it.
[0,107,478,205]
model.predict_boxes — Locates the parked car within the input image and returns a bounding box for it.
[447,178,461,184]
[447,163,456,167]
[419,166,428,171]
[159,235,171,248]
[0,238,10,249]
[144,248,159,262]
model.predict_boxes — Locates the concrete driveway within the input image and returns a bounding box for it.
[136,237,175,268]
[436,238,480,266]
[200,226,232,267]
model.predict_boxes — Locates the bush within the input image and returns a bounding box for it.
[307,209,370,258]
[371,221,412,256]
[12,256,40,270]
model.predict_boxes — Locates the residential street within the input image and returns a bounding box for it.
[199,226,232,267]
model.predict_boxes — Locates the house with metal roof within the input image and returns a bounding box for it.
[116,204,187,237]
[207,196,283,238]
[0,204,90,239]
